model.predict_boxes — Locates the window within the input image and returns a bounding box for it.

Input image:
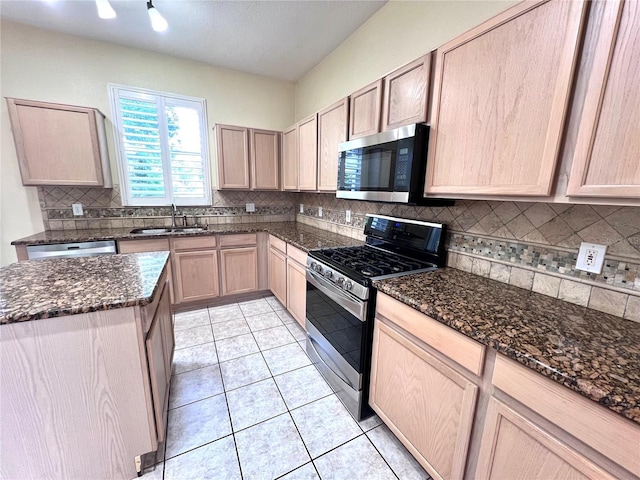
[109,84,211,206]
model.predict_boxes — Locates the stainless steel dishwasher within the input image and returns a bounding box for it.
[25,240,117,260]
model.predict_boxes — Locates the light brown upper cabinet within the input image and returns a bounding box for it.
[382,54,431,131]
[425,0,587,197]
[6,98,112,187]
[349,79,383,139]
[282,125,298,191]
[250,128,280,190]
[317,98,349,191]
[215,124,250,189]
[567,0,640,198]
[297,113,318,191]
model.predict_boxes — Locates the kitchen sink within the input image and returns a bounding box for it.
[130,226,207,235]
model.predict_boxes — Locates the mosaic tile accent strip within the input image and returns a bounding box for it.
[448,251,640,322]
[296,194,640,260]
[447,233,640,293]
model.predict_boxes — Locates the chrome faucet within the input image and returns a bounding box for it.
[171,204,177,228]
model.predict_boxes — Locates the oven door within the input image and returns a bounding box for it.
[305,268,369,418]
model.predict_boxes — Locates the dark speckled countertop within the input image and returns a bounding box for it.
[0,252,170,324]
[11,222,362,253]
[373,268,640,424]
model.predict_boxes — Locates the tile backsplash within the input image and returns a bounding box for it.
[38,186,297,229]
[37,186,640,320]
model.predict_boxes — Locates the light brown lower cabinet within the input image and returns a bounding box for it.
[286,257,307,328]
[370,318,478,480]
[475,398,615,480]
[269,246,287,306]
[173,250,219,303]
[220,247,258,296]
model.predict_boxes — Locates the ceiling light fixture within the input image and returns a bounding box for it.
[147,1,168,32]
[95,0,116,19]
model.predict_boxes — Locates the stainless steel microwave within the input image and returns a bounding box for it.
[337,124,452,205]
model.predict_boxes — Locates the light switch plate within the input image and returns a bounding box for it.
[318,207,323,217]
[299,204,304,213]
[72,203,83,216]
[346,210,352,223]
[246,203,255,213]
[576,242,607,274]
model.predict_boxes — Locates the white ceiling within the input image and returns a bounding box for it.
[0,0,387,82]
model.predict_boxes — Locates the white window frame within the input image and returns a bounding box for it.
[108,83,212,206]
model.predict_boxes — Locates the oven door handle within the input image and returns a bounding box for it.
[306,269,366,322]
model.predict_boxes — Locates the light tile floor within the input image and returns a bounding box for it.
[140,296,431,480]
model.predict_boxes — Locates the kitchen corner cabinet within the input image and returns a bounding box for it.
[567,0,640,198]
[349,79,383,139]
[382,54,431,131]
[172,236,219,304]
[297,114,318,191]
[317,98,349,191]
[426,0,587,197]
[250,128,280,190]
[268,235,287,306]
[476,398,614,480]
[219,234,259,296]
[215,124,250,189]
[370,315,478,480]
[282,125,298,191]
[6,98,112,187]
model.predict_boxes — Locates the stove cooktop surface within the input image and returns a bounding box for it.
[309,245,437,286]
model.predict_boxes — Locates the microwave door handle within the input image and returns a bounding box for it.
[306,270,366,321]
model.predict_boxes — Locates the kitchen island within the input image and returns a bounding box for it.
[0,252,173,480]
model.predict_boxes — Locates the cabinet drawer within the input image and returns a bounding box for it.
[286,243,307,266]
[376,292,485,376]
[118,238,170,253]
[269,234,286,254]
[492,354,640,477]
[172,235,217,251]
[219,233,257,247]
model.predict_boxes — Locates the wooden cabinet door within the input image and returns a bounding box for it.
[269,246,287,306]
[476,398,615,480]
[6,98,106,186]
[317,98,348,191]
[286,258,306,328]
[282,124,298,191]
[349,79,383,139]
[370,318,478,480]
[382,55,431,131]
[173,250,219,303]
[145,305,169,442]
[216,124,250,189]
[250,129,280,190]
[567,0,640,198]
[220,247,258,296]
[297,114,318,191]
[426,1,587,196]
[158,282,174,381]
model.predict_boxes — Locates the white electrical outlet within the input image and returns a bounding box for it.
[346,210,352,223]
[576,242,607,274]
[246,203,255,213]
[318,207,323,218]
[299,204,304,213]
[72,203,83,216]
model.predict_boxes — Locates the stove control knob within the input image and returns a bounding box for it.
[337,277,345,287]
[343,280,353,291]
[314,264,323,274]
[310,262,317,271]
[323,269,333,279]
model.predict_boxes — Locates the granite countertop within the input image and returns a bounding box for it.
[11,222,362,253]
[0,252,170,324]
[373,268,640,425]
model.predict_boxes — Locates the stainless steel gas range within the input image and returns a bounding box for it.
[304,214,447,420]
